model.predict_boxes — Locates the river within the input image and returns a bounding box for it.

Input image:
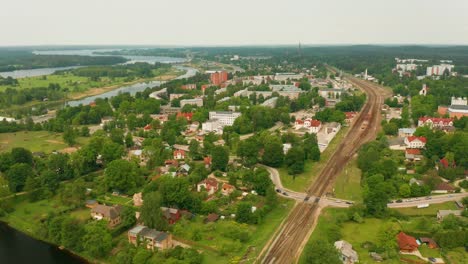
[0,222,85,264]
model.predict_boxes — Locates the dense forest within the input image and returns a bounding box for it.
[0,49,127,72]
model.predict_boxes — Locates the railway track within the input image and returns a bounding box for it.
[260,75,389,264]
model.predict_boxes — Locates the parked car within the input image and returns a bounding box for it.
[396,199,403,203]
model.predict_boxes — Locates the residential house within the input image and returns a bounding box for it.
[221,183,235,196]
[161,207,182,224]
[295,118,321,133]
[283,143,292,154]
[204,213,219,223]
[173,150,185,160]
[436,157,456,170]
[419,237,438,249]
[334,240,359,264]
[405,148,423,161]
[397,232,418,253]
[398,128,416,138]
[433,182,455,194]
[326,122,341,134]
[176,112,193,121]
[133,192,143,207]
[85,200,97,208]
[178,164,191,175]
[128,225,173,251]
[197,178,219,195]
[204,156,212,168]
[143,124,152,131]
[181,84,197,90]
[418,117,454,129]
[344,112,357,124]
[91,204,122,227]
[404,136,426,149]
[437,210,462,221]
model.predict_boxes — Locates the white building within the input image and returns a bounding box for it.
[0,116,16,122]
[274,72,304,81]
[202,120,222,133]
[180,98,203,107]
[334,240,359,264]
[451,97,467,106]
[426,64,454,76]
[208,111,241,126]
[318,88,345,99]
[404,136,426,149]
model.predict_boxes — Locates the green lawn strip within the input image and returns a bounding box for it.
[444,247,468,264]
[0,131,89,153]
[96,195,133,206]
[418,244,442,259]
[333,158,363,202]
[391,202,458,216]
[279,126,350,192]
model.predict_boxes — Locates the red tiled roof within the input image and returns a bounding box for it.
[204,156,212,165]
[407,136,427,143]
[436,182,455,191]
[295,119,304,124]
[397,232,418,251]
[310,119,321,127]
[177,112,193,121]
[144,124,152,130]
[173,150,185,156]
[405,148,421,155]
[440,158,456,168]
[419,117,453,124]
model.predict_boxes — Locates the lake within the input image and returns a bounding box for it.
[0,49,188,79]
[66,65,198,106]
[0,222,85,264]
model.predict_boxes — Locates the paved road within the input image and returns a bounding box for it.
[388,193,468,208]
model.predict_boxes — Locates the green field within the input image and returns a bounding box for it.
[170,198,294,264]
[0,131,89,153]
[333,158,363,202]
[279,126,349,192]
[391,202,459,216]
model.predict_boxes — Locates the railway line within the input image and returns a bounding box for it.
[260,74,390,264]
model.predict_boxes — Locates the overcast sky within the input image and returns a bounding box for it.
[2,0,468,46]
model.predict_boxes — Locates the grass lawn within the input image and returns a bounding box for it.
[0,131,89,153]
[171,198,294,264]
[391,202,459,216]
[0,197,70,234]
[444,247,468,264]
[333,158,363,202]
[418,244,442,259]
[69,208,91,222]
[96,194,133,206]
[279,126,349,192]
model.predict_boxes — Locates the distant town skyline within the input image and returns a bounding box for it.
[2,0,468,46]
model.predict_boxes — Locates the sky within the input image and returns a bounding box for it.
[2,0,468,46]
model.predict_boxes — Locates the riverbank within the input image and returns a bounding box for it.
[0,220,88,264]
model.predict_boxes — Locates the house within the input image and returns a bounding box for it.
[197,178,219,195]
[173,150,185,160]
[181,84,197,90]
[164,159,179,168]
[204,213,219,223]
[133,192,143,207]
[433,182,455,194]
[344,112,357,124]
[405,148,423,161]
[178,164,191,175]
[128,225,173,251]
[418,117,454,129]
[143,124,152,131]
[161,207,182,224]
[334,240,359,264]
[397,232,418,252]
[404,136,426,149]
[409,178,423,186]
[419,237,439,249]
[398,128,416,138]
[326,122,341,134]
[204,156,212,168]
[176,112,193,121]
[221,183,235,196]
[437,210,462,221]
[91,204,122,227]
[85,200,98,208]
[283,143,292,154]
[437,157,456,170]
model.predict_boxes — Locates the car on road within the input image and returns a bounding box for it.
[304,196,310,202]
[396,199,403,203]
[428,257,436,263]
[315,197,320,203]
[276,189,281,193]
[345,201,354,205]
[282,191,288,196]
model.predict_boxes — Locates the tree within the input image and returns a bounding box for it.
[58,178,86,208]
[236,202,255,224]
[237,137,259,167]
[11,147,33,165]
[63,127,77,146]
[120,206,136,229]
[399,184,411,198]
[303,240,341,264]
[285,146,305,176]
[105,159,142,194]
[61,217,84,251]
[82,221,113,258]
[125,133,134,148]
[211,146,229,171]
[6,163,32,192]
[80,126,90,137]
[262,136,284,167]
[0,176,11,198]
[24,176,42,202]
[189,139,201,160]
[140,192,168,231]
[101,141,125,164]
[303,133,320,161]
